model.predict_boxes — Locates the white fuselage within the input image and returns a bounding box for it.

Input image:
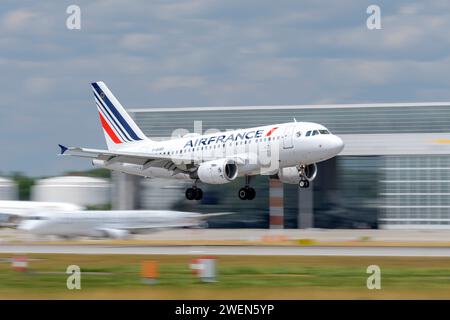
[0,201,85,227]
[18,210,207,238]
[94,121,344,180]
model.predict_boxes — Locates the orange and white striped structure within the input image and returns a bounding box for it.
[12,256,28,272]
[269,177,284,229]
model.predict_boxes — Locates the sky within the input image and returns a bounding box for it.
[1,0,450,176]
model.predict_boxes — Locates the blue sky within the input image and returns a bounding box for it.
[1,0,450,176]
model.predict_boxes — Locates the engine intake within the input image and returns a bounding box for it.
[195,159,239,184]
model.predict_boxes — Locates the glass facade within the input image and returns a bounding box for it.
[130,103,450,229]
[379,155,450,228]
[131,104,450,137]
[314,157,380,229]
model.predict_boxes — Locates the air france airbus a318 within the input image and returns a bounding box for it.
[59,81,344,201]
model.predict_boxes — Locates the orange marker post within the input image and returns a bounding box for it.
[141,260,159,284]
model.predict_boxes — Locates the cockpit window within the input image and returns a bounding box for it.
[306,131,311,137]
[312,130,319,136]
[319,130,330,134]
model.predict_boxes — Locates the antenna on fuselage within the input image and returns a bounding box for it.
[293,117,297,122]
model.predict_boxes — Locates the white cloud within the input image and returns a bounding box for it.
[2,0,450,175]
[119,33,160,51]
[2,9,36,31]
[25,76,55,95]
[150,75,206,92]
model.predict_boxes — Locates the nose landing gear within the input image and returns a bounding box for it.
[298,165,310,189]
[298,179,309,188]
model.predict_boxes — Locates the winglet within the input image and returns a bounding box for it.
[58,144,68,155]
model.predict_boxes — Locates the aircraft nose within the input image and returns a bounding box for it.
[330,135,344,154]
[18,220,42,232]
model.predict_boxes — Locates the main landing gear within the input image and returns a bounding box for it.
[239,175,256,200]
[298,165,310,189]
[185,186,203,201]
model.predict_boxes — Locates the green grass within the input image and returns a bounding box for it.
[1,254,450,299]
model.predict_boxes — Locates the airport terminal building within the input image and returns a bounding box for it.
[113,102,450,229]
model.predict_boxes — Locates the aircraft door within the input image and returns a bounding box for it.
[283,125,295,149]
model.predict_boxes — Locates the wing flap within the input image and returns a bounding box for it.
[58,145,187,166]
[104,223,200,232]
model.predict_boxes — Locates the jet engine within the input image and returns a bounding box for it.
[195,159,239,184]
[100,228,130,239]
[278,163,318,184]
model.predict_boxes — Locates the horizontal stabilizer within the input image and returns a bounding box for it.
[58,144,68,155]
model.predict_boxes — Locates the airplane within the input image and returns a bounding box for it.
[0,200,84,227]
[59,81,344,201]
[18,210,230,239]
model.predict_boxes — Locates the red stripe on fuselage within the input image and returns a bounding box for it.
[98,112,122,144]
[266,127,278,137]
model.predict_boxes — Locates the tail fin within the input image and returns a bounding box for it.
[91,81,147,150]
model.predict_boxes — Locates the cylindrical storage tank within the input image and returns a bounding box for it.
[0,177,18,200]
[31,176,110,207]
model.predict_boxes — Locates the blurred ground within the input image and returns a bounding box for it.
[2,228,450,247]
[2,244,450,257]
[0,254,449,299]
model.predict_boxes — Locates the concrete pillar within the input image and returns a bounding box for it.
[269,177,284,229]
[112,172,141,210]
[298,184,313,228]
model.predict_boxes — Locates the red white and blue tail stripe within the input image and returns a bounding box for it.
[92,81,147,149]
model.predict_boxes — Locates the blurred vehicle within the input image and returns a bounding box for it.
[0,200,84,227]
[18,210,230,239]
[59,81,344,202]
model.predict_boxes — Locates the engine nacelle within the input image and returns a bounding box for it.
[196,159,239,184]
[101,228,130,239]
[278,163,318,184]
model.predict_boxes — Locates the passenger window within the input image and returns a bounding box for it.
[306,131,311,137]
[296,131,301,137]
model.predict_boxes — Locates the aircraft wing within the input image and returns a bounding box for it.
[58,145,251,169]
[58,145,186,166]
[184,212,235,219]
[117,223,201,231]
[99,213,233,233]
[97,223,199,237]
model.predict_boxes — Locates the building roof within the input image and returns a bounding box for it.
[35,176,110,187]
[129,102,450,113]
[0,177,14,186]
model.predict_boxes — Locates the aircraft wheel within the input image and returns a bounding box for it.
[238,187,248,200]
[194,188,203,200]
[185,188,196,200]
[247,187,256,200]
